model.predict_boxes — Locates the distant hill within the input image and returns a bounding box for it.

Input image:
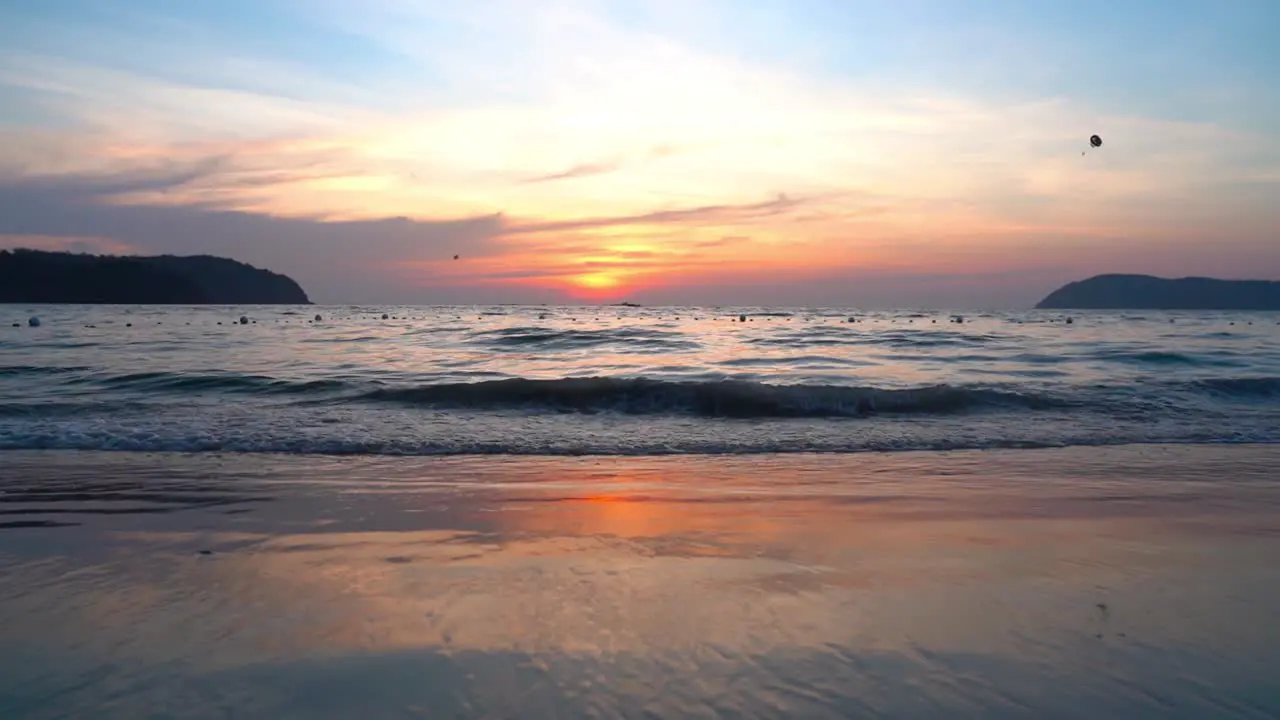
[1037,274,1280,310]
[0,249,310,304]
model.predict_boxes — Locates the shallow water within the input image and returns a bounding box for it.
[2,305,1280,454]
[1,447,1278,718]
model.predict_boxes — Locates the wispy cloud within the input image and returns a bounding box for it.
[0,164,505,302]
[504,193,808,235]
[523,160,622,184]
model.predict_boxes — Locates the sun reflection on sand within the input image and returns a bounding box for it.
[2,449,1279,716]
[26,455,1264,659]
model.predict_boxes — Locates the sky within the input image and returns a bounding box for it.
[0,0,1277,307]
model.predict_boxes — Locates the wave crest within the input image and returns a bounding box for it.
[361,377,1065,418]
[476,326,699,352]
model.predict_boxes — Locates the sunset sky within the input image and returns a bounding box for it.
[1,0,1277,307]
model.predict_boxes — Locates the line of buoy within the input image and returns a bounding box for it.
[9,312,1273,331]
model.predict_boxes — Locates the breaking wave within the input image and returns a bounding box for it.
[359,378,1068,417]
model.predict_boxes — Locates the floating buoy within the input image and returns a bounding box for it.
[239,316,249,325]
[27,316,40,327]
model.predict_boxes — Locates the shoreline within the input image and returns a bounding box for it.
[2,439,1278,457]
[4,443,1278,527]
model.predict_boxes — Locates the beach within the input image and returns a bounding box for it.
[3,304,1279,716]
[3,445,1278,718]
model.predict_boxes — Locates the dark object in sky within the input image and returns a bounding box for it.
[0,249,311,304]
[453,255,460,260]
[1037,274,1280,310]
[1090,134,1102,148]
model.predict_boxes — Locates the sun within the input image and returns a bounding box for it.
[566,271,631,300]
[574,272,620,291]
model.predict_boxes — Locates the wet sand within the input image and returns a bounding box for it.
[1,446,1278,718]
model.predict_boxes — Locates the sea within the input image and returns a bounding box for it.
[2,304,1279,455]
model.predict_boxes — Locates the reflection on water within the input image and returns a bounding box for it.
[1,447,1278,718]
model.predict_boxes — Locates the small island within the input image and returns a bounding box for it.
[0,249,311,304]
[1036,274,1280,310]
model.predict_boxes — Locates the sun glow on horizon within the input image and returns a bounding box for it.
[561,270,633,300]
[575,272,621,289]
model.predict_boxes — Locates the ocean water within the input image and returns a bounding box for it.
[2,304,1279,455]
